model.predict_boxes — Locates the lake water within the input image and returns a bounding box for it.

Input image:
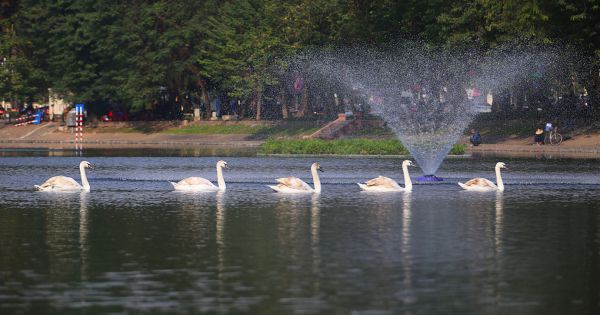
[1,151,599,314]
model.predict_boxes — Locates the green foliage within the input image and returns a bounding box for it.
[450,143,467,155]
[198,0,294,101]
[1,0,599,110]
[261,139,467,155]
[259,139,410,155]
[0,18,45,100]
[164,124,268,135]
[166,121,324,137]
[435,0,552,47]
[120,1,214,111]
[14,0,130,103]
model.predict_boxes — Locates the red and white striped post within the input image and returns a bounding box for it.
[75,104,83,142]
[75,103,84,152]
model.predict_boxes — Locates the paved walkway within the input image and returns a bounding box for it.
[463,132,600,158]
[0,123,263,148]
[470,144,599,153]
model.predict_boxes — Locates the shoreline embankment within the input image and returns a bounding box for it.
[1,121,599,159]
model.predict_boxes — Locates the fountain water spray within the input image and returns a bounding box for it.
[296,42,561,178]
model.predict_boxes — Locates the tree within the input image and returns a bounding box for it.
[0,8,45,106]
[121,0,215,114]
[198,0,294,120]
[435,0,551,48]
[13,0,131,109]
[1,0,599,118]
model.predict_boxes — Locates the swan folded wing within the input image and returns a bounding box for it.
[176,177,215,187]
[39,176,81,189]
[276,177,312,191]
[365,176,401,188]
[464,177,496,188]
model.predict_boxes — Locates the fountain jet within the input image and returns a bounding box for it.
[296,42,561,178]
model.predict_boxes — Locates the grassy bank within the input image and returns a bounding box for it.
[92,121,323,138]
[260,139,467,155]
[164,124,267,134]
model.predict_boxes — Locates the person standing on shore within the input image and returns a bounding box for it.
[470,129,482,146]
[534,128,544,145]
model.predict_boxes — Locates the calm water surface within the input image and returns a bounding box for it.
[1,152,599,314]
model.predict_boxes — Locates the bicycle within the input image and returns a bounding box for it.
[544,127,563,145]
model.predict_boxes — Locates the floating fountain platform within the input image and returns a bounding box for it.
[417,175,444,182]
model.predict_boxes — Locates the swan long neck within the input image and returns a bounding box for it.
[80,164,90,191]
[311,165,321,193]
[402,163,412,191]
[495,165,504,191]
[216,164,226,191]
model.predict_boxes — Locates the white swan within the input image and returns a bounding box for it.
[170,160,229,191]
[358,160,415,192]
[35,161,92,192]
[459,162,507,191]
[269,162,323,193]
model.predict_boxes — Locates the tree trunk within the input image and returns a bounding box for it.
[280,89,288,119]
[196,79,211,119]
[240,100,247,119]
[256,89,263,121]
[298,81,309,117]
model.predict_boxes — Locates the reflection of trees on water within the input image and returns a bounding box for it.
[355,192,414,293]
[455,192,507,297]
[42,193,82,282]
[461,191,504,265]
[174,191,214,237]
[274,194,321,295]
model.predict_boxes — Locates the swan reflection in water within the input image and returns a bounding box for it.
[401,192,413,289]
[310,193,321,293]
[216,191,225,277]
[494,191,504,256]
[79,192,90,280]
[79,191,90,305]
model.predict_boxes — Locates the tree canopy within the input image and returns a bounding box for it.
[1,0,599,117]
